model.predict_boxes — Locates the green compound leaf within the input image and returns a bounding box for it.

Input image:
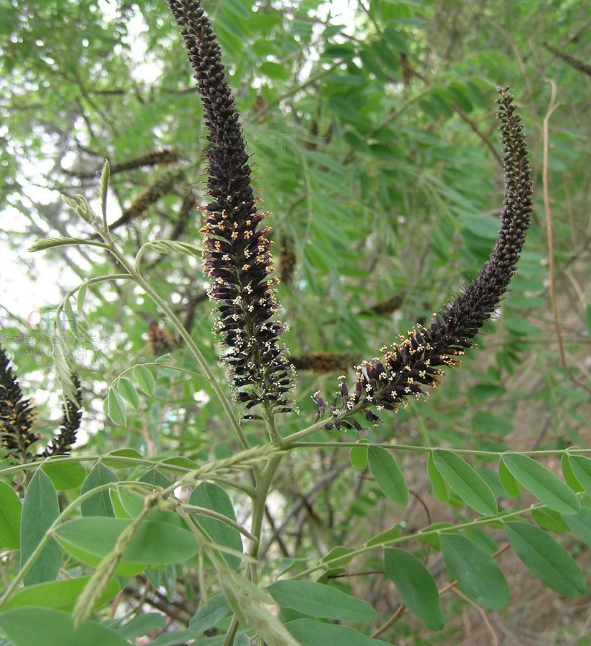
[0,480,22,550]
[384,548,446,630]
[505,521,586,597]
[368,446,409,507]
[501,453,580,515]
[433,450,497,516]
[440,534,509,609]
[267,580,376,622]
[20,470,62,586]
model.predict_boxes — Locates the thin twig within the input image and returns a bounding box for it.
[451,587,500,646]
[370,605,405,637]
[259,465,347,558]
[452,103,503,166]
[408,489,432,527]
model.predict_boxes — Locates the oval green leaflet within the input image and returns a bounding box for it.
[349,440,369,469]
[267,580,376,622]
[42,460,86,491]
[440,533,509,609]
[80,462,118,517]
[433,450,497,516]
[55,517,200,567]
[505,521,586,597]
[20,469,62,586]
[567,455,591,497]
[0,479,22,550]
[501,453,580,515]
[498,458,522,497]
[428,452,450,503]
[368,446,409,507]
[287,619,387,646]
[384,548,445,630]
[106,388,127,426]
[116,377,141,410]
[0,608,128,646]
[133,364,156,396]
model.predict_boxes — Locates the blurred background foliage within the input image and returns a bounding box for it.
[1,0,591,642]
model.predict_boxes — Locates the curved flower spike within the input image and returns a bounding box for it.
[42,373,83,457]
[321,88,533,430]
[0,344,40,459]
[167,0,295,414]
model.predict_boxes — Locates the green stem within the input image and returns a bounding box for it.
[218,454,283,646]
[287,441,591,457]
[0,457,255,498]
[222,618,240,646]
[247,455,283,585]
[218,453,283,646]
[105,244,251,456]
[263,402,282,447]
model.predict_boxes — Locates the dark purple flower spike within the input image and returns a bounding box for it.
[167,0,295,415]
